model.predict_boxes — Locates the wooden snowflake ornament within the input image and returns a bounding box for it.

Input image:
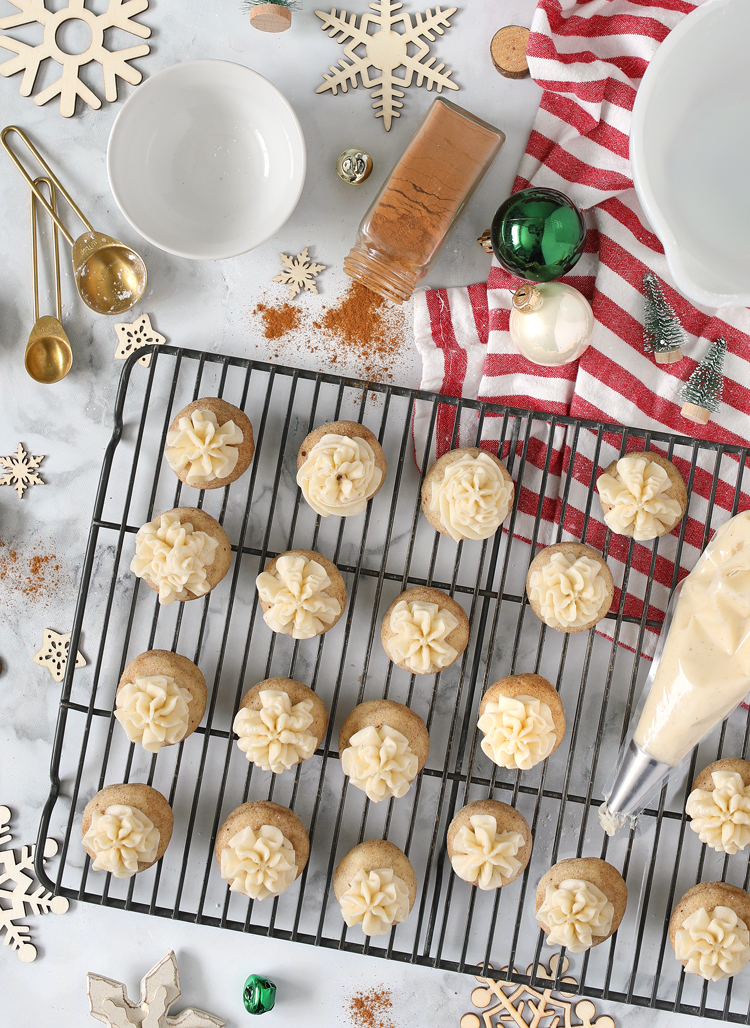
[114,314,166,368]
[272,247,326,298]
[315,1,459,130]
[0,443,45,498]
[87,951,226,1028]
[0,805,69,962]
[33,629,87,683]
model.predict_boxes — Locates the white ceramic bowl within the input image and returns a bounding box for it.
[630,0,750,308]
[107,60,306,261]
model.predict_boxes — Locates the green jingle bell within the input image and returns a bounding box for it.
[490,187,587,282]
[243,974,277,1015]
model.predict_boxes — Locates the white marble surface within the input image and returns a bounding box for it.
[0,1,703,1025]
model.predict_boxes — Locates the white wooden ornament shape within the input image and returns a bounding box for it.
[114,314,166,368]
[0,0,151,118]
[315,1,459,130]
[87,950,227,1028]
[0,805,69,963]
[272,247,326,298]
[33,629,87,683]
[0,442,45,498]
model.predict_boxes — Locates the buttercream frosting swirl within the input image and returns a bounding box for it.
[598,456,682,541]
[687,771,750,854]
[537,878,614,952]
[386,599,459,673]
[256,554,341,639]
[430,452,513,542]
[83,804,160,878]
[297,434,382,517]
[339,867,410,936]
[674,906,750,981]
[233,689,317,774]
[130,511,219,605]
[341,725,419,802]
[478,694,556,770]
[450,814,524,890]
[165,409,244,486]
[115,675,192,753]
[220,825,297,900]
[529,552,608,630]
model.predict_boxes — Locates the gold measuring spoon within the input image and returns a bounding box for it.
[1,125,147,317]
[26,177,72,384]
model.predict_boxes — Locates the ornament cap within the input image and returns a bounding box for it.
[512,284,543,312]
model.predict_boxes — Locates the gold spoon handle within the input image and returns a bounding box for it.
[2,125,94,245]
[31,177,62,324]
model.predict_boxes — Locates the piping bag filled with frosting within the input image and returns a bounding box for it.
[600,511,750,835]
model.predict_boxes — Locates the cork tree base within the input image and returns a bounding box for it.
[654,347,683,364]
[490,26,530,78]
[249,4,292,32]
[681,402,711,425]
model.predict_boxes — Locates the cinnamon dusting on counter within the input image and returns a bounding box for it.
[0,539,62,609]
[347,987,395,1028]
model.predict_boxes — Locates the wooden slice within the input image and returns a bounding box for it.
[654,347,683,364]
[490,26,530,79]
[249,3,292,32]
[681,401,711,425]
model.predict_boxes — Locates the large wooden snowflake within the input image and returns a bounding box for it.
[0,0,151,118]
[315,1,458,130]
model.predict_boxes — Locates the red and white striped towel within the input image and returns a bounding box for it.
[414,0,750,655]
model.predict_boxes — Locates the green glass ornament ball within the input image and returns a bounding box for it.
[490,187,587,282]
[243,975,277,1015]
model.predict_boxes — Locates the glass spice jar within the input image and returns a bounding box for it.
[344,98,505,304]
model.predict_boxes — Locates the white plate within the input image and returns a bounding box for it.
[107,60,306,261]
[630,0,750,309]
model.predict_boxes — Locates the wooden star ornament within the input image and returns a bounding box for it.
[0,443,45,498]
[114,314,165,368]
[33,629,86,683]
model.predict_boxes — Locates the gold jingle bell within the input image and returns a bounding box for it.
[336,148,373,185]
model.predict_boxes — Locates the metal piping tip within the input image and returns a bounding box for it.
[599,739,673,836]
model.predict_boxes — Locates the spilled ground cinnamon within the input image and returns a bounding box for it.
[0,539,62,610]
[255,301,300,340]
[347,987,394,1028]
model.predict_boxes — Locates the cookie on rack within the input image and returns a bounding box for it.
[421,446,514,542]
[669,882,750,981]
[81,783,173,879]
[130,507,232,605]
[296,420,387,518]
[477,674,565,772]
[686,758,750,855]
[526,542,614,633]
[256,549,346,639]
[334,839,417,937]
[233,678,328,774]
[597,452,687,541]
[339,700,429,803]
[381,586,469,675]
[115,649,207,753]
[536,858,627,952]
[447,799,532,890]
[215,800,309,901]
[164,396,255,490]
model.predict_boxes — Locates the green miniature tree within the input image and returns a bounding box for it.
[642,272,685,364]
[681,336,727,425]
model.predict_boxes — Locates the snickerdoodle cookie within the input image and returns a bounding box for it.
[686,758,750,855]
[233,678,328,774]
[447,799,532,890]
[526,542,614,633]
[82,783,173,878]
[165,397,254,490]
[381,586,469,675]
[536,857,627,952]
[256,549,346,639]
[477,674,565,771]
[597,452,686,541]
[670,882,750,981]
[296,421,387,518]
[421,447,514,542]
[334,839,417,936]
[339,700,429,803]
[215,801,309,901]
[115,649,207,753]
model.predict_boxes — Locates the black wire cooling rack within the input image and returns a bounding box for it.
[36,345,750,1022]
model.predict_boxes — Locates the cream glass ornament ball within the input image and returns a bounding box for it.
[509,282,594,366]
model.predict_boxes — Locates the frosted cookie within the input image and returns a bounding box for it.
[165,397,254,490]
[339,700,429,803]
[81,783,173,879]
[421,447,514,543]
[215,800,309,901]
[381,586,469,675]
[334,839,417,937]
[477,674,565,772]
[130,507,232,605]
[233,678,328,774]
[296,420,386,518]
[536,857,627,952]
[526,542,614,633]
[256,549,346,639]
[686,759,750,855]
[115,649,207,754]
[670,882,750,982]
[447,799,532,890]
[597,452,686,541]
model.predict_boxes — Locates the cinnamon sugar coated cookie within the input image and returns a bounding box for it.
[447,800,532,890]
[526,542,613,633]
[115,649,206,753]
[296,420,386,517]
[165,397,254,489]
[82,783,173,878]
[421,447,514,542]
[597,452,686,541]
[233,678,328,773]
[686,758,750,855]
[334,839,417,936]
[381,586,469,675]
[478,674,565,771]
[339,700,429,802]
[670,882,750,981]
[536,857,627,952]
[256,549,346,639]
[215,801,309,901]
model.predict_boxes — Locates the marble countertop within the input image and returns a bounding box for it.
[0,1,703,1025]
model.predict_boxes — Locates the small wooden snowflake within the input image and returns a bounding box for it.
[114,313,165,368]
[33,629,86,683]
[0,443,45,499]
[272,247,326,299]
